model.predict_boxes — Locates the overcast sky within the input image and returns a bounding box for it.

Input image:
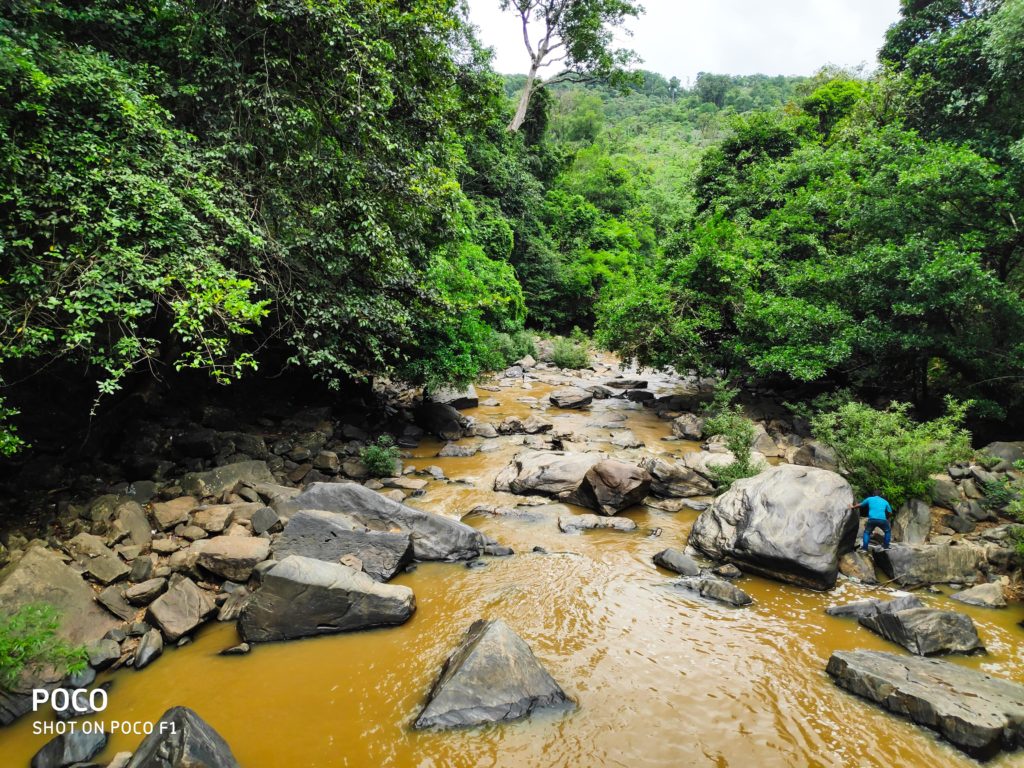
[465,0,903,84]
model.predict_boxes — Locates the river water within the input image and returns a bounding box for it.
[3,368,1024,767]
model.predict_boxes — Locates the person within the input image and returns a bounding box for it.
[850,491,893,551]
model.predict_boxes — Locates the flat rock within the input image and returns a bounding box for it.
[951,582,1007,608]
[605,378,647,389]
[639,456,714,498]
[414,619,570,729]
[126,706,240,768]
[653,548,701,576]
[826,650,1024,759]
[549,387,593,409]
[558,514,636,533]
[115,501,153,547]
[98,586,136,621]
[193,536,270,581]
[572,459,651,515]
[429,384,479,410]
[874,543,983,586]
[826,594,923,619]
[67,532,129,584]
[859,607,984,655]
[151,497,198,530]
[180,461,274,499]
[676,577,753,606]
[438,442,479,458]
[125,577,168,606]
[31,729,107,768]
[609,430,643,448]
[192,505,234,533]
[238,555,414,643]
[494,451,602,499]
[147,576,216,641]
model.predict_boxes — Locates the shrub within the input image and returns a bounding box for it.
[359,435,401,478]
[810,397,972,508]
[490,330,537,367]
[705,402,765,492]
[0,604,88,690]
[551,328,591,369]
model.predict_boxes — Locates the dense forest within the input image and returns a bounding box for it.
[1,0,1023,459]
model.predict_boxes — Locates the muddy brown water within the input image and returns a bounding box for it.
[3,368,1024,767]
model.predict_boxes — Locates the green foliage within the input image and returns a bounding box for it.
[980,477,1019,510]
[0,604,87,690]
[811,398,973,508]
[359,436,401,479]
[490,331,537,367]
[704,396,765,492]
[551,329,591,369]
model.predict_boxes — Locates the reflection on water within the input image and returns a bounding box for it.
[2,370,1023,767]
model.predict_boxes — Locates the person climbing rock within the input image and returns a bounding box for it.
[850,491,893,551]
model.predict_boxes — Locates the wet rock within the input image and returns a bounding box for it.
[671,413,705,440]
[87,638,121,670]
[438,442,479,458]
[273,510,413,582]
[31,729,108,768]
[688,464,857,590]
[549,387,593,409]
[239,555,414,643]
[217,587,251,622]
[826,594,924,619]
[151,497,198,530]
[193,537,270,581]
[639,457,714,498]
[558,514,637,533]
[838,551,878,584]
[874,543,983,587]
[950,582,1006,608]
[892,500,931,544]
[429,384,479,410]
[220,642,251,656]
[653,548,701,576]
[712,563,742,579]
[625,389,654,402]
[791,440,838,472]
[67,532,130,584]
[415,401,467,441]
[414,619,570,730]
[494,451,602,500]
[280,483,492,562]
[859,607,983,655]
[126,706,240,768]
[133,628,163,670]
[125,578,168,606]
[676,577,753,607]
[98,586,136,621]
[180,461,274,499]
[573,459,652,516]
[147,576,216,641]
[826,650,1024,759]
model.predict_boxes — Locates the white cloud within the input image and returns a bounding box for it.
[465,0,903,83]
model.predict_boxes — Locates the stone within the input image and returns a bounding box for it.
[126,706,240,768]
[134,628,163,670]
[313,450,341,474]
[279,483,492,562]
[273,510,412,581]
[826,594,924,619]
[979,440,1024,468]
[180,461,274,498]
[951,582,1007,608]
[572,459,652,516]
[516,354,536,368]
[125,578,168,606]
[469,422,499,439]
[251,506,281,535]
[624,389,654,402]
[193,537,270,581]
[639,457,714,498]
[681,450,738,477]
[415,401,467,441]
[671,413,705,440]
[87,638,121,670]
[653,548,701,576]
[826,650,1024,759]
[688,464,857,590]
[548,387,593,409]
[98,586,136,621]
[239,556,414,643]
[791,440,839,472]
[931,474,962,510]
[31,729,107,768]
[151,497,198,530]
[147,576,216,641]
[438,442,479,458]
[217,588,250,622]
[837,551,878,584]
[892,499,931,544]
[414,619,570,729]
[558,514,637,533]
[129,555,155,582]
[860,607,984,655]
[115,501,152,547]
[192,505,233,533]
[604,378,647,389]
[874,543,983,586]
[751,425,783,458]
[429,384,479,410]
[713,563,743,579]
[609,429,643,448]
[521,415,553,434]
[67,532,130,584]
[493,451,602,499]
[676,577,753,607]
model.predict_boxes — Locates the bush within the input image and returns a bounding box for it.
[0,604,88,690]
[551,328,591,369]
[704,402,765,492]
[490,330,537,367]
[810,397,972,508]
[359,435,401,478]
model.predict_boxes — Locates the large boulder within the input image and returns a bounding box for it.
[979,440,1024,470]
[31,729,108,768]
[688,464,857,590]
[790,440,838,472]
[572,459,651,515]
[548,387,593,409]
[429,384,479,410]
[671,413,705,440]
[193,536,270,582]
[892,499,931,544]
[493,451,602,500]
[279,482,491,562]
[826,594,923,619]
[180,461,274,498]
[558,514,637,533]
[826,650,1024,759]
[838,550,878,584]
[272,510,412,582]
[859,608,984,655]
[415,401,467,441]
[874,543,984,587]
[66,532,130,584]
[951,582,1007,608]
[239,555,414,643]
[653,548,701,576]
[146,576,216,641]
[639,457,714,498]
[414,619,571,729]
[676,576,753,607]
[126,706,240,768]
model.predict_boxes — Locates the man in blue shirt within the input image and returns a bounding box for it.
[850,491,894,551]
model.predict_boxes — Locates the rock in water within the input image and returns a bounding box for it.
[859,608,984,655]
[414,619,570,729]
[193,536,270,581]
[951,582,1007,608]
[31,729,107,768]
[557,514,637,533]
[653,548,701,576]
[572,459,651,515]
[493,451,602,499]
[126,706,240,768]
[147,576,217,641]
[548,387,593,409]
[688,465,857,590]
[415,401,467,441]
[278,482,492,562]
[826,594,923,619]
[238,555,414,643]
[676,577,753,607]
[639,457,714,498]
[429,384,479,410]
[826,650,1024,759]
[838,550,877,584]
[874,543,983,586]
[134,628,163,670]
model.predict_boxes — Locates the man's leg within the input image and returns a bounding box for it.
[862,522,872,551]
[882,520,891,549]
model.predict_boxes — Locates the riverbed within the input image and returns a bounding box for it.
[3,368,1024,767]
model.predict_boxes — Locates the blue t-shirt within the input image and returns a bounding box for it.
[860,496,892,521]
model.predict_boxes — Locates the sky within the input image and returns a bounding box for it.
[464,0,903,84]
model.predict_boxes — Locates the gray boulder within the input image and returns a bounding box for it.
[415,401,467,441]
[31,729,107,768]
[826,594,923,619]
[558,514,637,533]
[826,650,1024,759]
[180,461,274,498]
[860,607,984,655]
[494,451,602,500]
[549,387,593,409]
[653,548,701,576]
[193,536,270,581]
[239,555,414,643]
[273,510,412,581]
[414,619,571,729]
[892,499,931,544]
[639,456,714,498]
[676,577,753,607]
[134,628,163,670]
[874,543,983,586]
[572,459,651,515]
[791,440,839,471]
[67,533,130,584]
[429,384,479,410]
[671,413,705,440]
[951,582,1007,608]
[147,576,216,641]
[605,378,647,389]
[931,474,963,510]
[126,706,240,768]
[279,482,491,562]
[838,550,878,584]
[688,464,857,590]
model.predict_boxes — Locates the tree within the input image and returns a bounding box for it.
[499,0,643,132]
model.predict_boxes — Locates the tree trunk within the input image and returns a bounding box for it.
[508,63,539,132]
